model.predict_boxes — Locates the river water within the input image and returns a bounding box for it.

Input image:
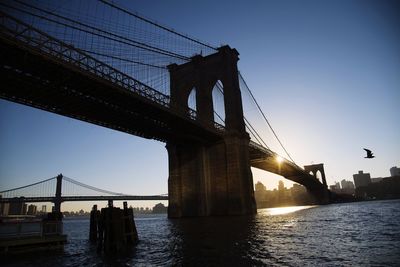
[4,199,400,266]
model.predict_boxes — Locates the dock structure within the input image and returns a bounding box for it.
[90,201,138,253]
[0,212,66,254]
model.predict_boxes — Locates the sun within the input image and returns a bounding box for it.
[276,155,284,163]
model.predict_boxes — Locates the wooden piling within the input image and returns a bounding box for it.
[89,205,100,242]
[92,201,138,253]
[123,201,138,244]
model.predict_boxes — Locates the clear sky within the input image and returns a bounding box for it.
[1,0,399,211]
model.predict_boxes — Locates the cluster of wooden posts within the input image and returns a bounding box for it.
[89,201,138,253]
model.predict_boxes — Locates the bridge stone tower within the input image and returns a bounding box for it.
[166,46,256,217]
[303,163,328,188]
[303,163,330,204]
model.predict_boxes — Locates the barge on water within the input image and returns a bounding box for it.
[0,213,66,254]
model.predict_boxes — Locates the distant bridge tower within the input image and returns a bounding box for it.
[303,163,330,204]
[167,46,256,217]
[303,163,328,188]
[54,174,63,213]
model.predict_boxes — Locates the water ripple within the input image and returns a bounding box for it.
[3,200,400,266]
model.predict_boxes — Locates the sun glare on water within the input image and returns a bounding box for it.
[261,205,316,216]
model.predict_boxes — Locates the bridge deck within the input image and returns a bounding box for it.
[249,143,326,191]
[0,13,223,143]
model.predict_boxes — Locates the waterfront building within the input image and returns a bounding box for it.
[335,181,341,190]
[341,180,354,189]
[390,166,400,177]
[353,171,371,188]
[340,179,355,195]
[371,178,383,183]
[355,176,400,199]
[291,184,306,195]
[278,180,288,203]
[152,203,167,214]
[278,180,285,192]
[254,181,267,203]
[255,181,315,208]
[329,184,338,191]
[329,181,341,193]
[8,202,27,215]
[0,202,10,216]
[255,181,267,192]
[27,204,38,215]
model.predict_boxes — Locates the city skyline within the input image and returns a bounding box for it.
[1,0,399,210]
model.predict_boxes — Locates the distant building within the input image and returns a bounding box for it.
[278,180,285,192]
[291,183,306,195]
[339,179,355,195]
[341,179,355,189]
[371,178,383,183]
[255,181,266,192]
[353,171,371,188]
[152,203,167,214]
[41,205,47,213]
[330,180,355,195]
[390,166,400,177]
[27,204,37,215]
[278,180,287,202]
[329,182,340,192]
[335,181,341,189]
[0,202,10,216]
[355,176,400,199]
[329,185,338,191]
[255,182,315,208]
[8,201,27,215]
[254,181,267,203]
[0,195,8,216]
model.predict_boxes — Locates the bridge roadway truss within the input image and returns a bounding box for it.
[0,12,224,143]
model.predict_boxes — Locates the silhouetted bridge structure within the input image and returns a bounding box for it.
[4,196,169,202]
[0,174,168,213]
[0,1,330,217]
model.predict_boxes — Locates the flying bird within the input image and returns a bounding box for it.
[363,148,375,159]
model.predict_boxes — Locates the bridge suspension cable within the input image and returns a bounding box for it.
[0,176,56,194]
[97,0,217,51]
[4,0,190,61]
[62,176,125,196]
[0,176,57,198]
[0,175,168,200]
[2,0,218,96]
[213,80,270,149]
[239,72,296,163]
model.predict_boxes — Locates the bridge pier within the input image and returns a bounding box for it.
[167,46,256,217]
[167,133,256,217]
[307,187,331,204]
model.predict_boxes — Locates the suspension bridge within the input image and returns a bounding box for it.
[0,0,330,217]
[0,174,168,213]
